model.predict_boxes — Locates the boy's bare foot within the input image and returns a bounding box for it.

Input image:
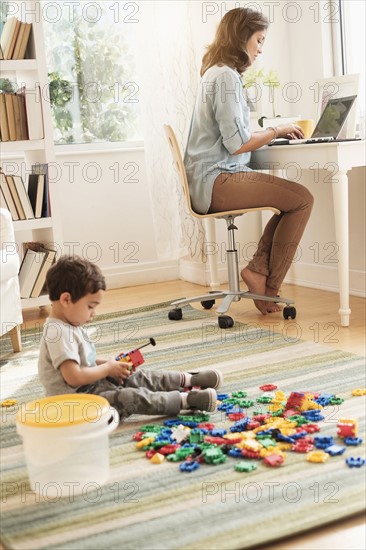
[241,267,271,315]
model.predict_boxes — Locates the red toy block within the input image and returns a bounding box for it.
[285,391,306,411]
[259,384,278,392]
[263,453,284,467]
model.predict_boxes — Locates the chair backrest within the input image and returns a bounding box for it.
[163,124,199,218]
[164,124,281,219]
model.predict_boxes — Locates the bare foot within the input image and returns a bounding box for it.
[241,267,272,315]
[266,287,283,313]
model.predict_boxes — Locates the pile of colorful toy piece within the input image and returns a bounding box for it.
[133,385,365,472]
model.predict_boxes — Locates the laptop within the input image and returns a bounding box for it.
[270,95,359,145]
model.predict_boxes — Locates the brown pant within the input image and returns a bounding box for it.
[208,171,314,290]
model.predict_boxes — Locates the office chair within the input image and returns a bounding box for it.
[164,124,296,329]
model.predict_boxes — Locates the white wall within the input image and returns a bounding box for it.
[5,1,364,297]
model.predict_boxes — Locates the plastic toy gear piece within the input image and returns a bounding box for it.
[259,384,278,392]
[235,461,257,472]
[337,418,358,438]
[352,388,366,396]
[306,450,329,463]
[346,457,365,468]
[1,399,17,407]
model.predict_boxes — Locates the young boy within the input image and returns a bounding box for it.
[38,256,222,420]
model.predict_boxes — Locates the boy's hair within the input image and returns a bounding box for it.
[201,7,269,76]
[46,255,106,302]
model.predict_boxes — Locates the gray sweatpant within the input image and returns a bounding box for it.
[77,369,182,420]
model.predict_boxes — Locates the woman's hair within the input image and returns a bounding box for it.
[200,7,269,76]
[46,255,106,302]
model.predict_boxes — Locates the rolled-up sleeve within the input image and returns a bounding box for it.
[209,72,251,154]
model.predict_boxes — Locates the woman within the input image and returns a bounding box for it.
[184,7,314,315]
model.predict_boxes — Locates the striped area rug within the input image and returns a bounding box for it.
[0,301,365,550]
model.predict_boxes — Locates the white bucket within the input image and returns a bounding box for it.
[16,394,119,498]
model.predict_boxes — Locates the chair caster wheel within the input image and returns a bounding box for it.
[218,315,234,329]
[201,299,215,310]
[169,308,182,321]
[283,306,296,320]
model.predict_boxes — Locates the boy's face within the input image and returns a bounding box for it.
[62,290,104,326]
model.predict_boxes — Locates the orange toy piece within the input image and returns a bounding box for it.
[337,418,358,439]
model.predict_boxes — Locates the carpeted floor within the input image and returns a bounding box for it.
[0,301,365,550]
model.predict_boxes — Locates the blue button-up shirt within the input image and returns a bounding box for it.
[184,64,252,214]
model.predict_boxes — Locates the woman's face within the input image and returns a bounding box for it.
[246,30,267,64]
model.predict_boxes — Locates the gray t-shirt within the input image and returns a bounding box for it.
[38,317,97,396]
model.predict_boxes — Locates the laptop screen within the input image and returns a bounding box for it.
[312,95,357,138]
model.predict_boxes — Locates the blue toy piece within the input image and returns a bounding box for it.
[314,436,334,449]
[302,411,325,421]
[325,444,346,456]
[344,437,363,446]
[230,418,250,433]
[211,428,227,437]
[179,460,200,472]
[346,457,366,468]
[217,393,230,401]
[291,431,308,440]
[228,448,244,458]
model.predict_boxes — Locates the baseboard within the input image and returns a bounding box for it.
[179,259,228,288]
[179,259,365,298]
[104,260,179,289]
[284,262,365,297]
[103,258,365,298]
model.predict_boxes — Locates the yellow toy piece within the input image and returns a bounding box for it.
[267,403,283,413]
[260,447,286,459]
[150,452,165,464]
[352,388,366,396]
[274,390,286,402]
[300,398,323,411]
[1,399,17,407]
[239,439,263,452]
[136,437,155,449]
[307,450,329,463]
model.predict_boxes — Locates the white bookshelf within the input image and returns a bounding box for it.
[0,0,62,309]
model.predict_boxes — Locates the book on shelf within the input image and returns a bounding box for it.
[12,21,32,60]
[0,94,10,142]
[5,174,26,219]
[16,93,28,140]
[4,93,16,141]
[27,173,45,218]
[18,244,46,298]
[10,174,35,220]
[0,17,20,60]
[30,246,57,298]
[0,170,20,220]
[19,242,56,299]
[32,163,50,217]
[18,85,44,140]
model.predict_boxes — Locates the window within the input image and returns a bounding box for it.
[42,0,142,145]
[337,0,365,137]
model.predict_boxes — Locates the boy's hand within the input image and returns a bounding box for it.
[107,359,132,383]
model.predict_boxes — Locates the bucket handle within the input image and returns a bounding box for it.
[60,407,120,441]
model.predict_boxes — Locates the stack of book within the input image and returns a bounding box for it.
[0,85,44,142]
[0,164,50,221]
[18,242,57,298]
[0,17,32,60]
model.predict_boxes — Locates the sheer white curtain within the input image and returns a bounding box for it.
[136,1,206,262]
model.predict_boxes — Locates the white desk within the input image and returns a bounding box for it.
[250,140,365,327]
